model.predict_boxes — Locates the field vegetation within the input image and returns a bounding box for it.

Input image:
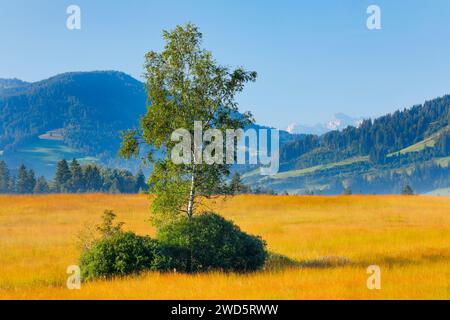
[0,194,448,299]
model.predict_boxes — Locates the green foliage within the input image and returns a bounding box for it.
[54,160,71,192]
[0,161,10,193]
[69,159,83,192]
[79,210,157,281]
[134,170,147,193]
[228,172,251,195]
[157,212,268,273]
[229,172,243,194]
[148,160,191,226]
[97,210,125,237]
[79,231,159,281]
[0,160,148,195]
[150,243,190,272]
[436,132,450,156]
[78,210,268,280]
[27,169,36,193]
[34,176,49,194]
[369,147,387,165]
[15,164,36,194]
[120,23,257,223]
[16,164,28,194]
[118,129,140,159]
[82,164,102,192]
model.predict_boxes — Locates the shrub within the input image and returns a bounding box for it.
[77,210,124,253]
[96,210,124,237]
[80,231,159,281]
[151,243,190,272]
[79,211,267,280]
[157,212,268,273]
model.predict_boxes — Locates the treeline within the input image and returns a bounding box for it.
[0,159,148,194]
[0,159,274,195]
[324,96,449,155]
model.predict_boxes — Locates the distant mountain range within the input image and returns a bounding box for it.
[245,96,450,195]
[0,71,449,194]
[286,113,364,135]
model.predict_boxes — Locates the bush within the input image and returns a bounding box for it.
[80,231,159,281]
[79,211,268,280]
[151,243,190,272]
[157,212,268,273]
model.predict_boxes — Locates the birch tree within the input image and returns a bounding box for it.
[120,23,256,226]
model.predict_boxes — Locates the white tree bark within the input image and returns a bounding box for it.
[187,166,196,218]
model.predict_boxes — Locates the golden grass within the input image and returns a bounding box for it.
[0,194,449,300]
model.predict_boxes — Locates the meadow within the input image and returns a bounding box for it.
[0,138,98,178]
[0,194,449,300]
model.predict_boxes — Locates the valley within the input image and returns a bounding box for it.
[0,72,449,194]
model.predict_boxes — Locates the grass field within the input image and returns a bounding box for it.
[268,156,369,180]
[0,194,449,300]
[242,156,369,180]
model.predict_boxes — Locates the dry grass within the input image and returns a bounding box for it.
[0,194,449,300]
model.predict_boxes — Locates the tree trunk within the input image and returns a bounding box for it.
[186,166,196,273]
[187,166,196,218]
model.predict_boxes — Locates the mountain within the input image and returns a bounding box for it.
[0,71,299,178]
[0,71,147,176]
[286,113,364,135]
[244,96,450,195]
[0,70,449,194]
[0,71,146,153]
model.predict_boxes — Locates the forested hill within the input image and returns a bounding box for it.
[0,71,147,156]
[0,70,449,194]
[244,95,450,195]
[280,95,450,170]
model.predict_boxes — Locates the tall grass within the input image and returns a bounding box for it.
[0,194,449,299]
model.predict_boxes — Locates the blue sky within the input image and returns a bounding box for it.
[1,0,450,129]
